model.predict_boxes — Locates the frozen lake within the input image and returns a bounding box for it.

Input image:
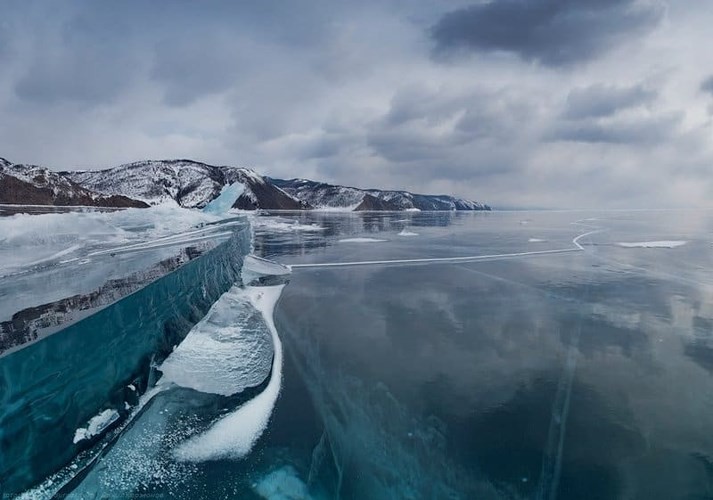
[4,208,713,499]
[264,209,713,499]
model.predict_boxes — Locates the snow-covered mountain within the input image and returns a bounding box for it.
[0,156,490,211]
[270,178,490,211]
[0,158,148,208]
[66,160,306,210]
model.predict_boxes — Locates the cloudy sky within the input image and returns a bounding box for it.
[0,0,711,208]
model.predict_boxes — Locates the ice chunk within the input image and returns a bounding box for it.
[73,409,120,443]
[174,285,285,461]
[618,240,687,248]
[159,286,274,396]
[203,182,246,214]
[242,254,291,285]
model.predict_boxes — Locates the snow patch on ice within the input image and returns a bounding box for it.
[73,409,120,444]
[398,230,419,237]
[405,208,421,212]
[338,237,387,243]
[528,238,547,243]
[173,285,285,461]
[618,240,687,248]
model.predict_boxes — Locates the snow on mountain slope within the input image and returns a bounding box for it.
[1,155,490,212]
[66,160,306,210]
[270,178,490,211]
[0,158,147,208]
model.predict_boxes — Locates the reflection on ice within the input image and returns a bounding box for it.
[279,318,499,498]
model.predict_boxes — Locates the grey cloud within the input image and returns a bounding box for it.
[10,0,339,107]
[299,134,354,160]
[0,0,710,209]
[14,9,140,105]
[564,84,656,119]
[549,112,682,145]
[150,33,244,107]
[360,86,537,186]
[701,75,713,96]
[431,0,663,67]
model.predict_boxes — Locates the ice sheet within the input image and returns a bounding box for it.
[0,205,225,276]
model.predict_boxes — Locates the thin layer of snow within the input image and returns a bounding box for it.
[338,237,388,243]
[73,409,120,443]
[618,240,687,248]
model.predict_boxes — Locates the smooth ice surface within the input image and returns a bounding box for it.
[174,285,285,461]
[72,409,119,443]
[618,240,687,248]
[203,182,245,214]
[159,286,274,396]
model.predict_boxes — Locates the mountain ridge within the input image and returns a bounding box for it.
[0,158,148,208]
[271,177,490,211]
[0,157,490,211]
